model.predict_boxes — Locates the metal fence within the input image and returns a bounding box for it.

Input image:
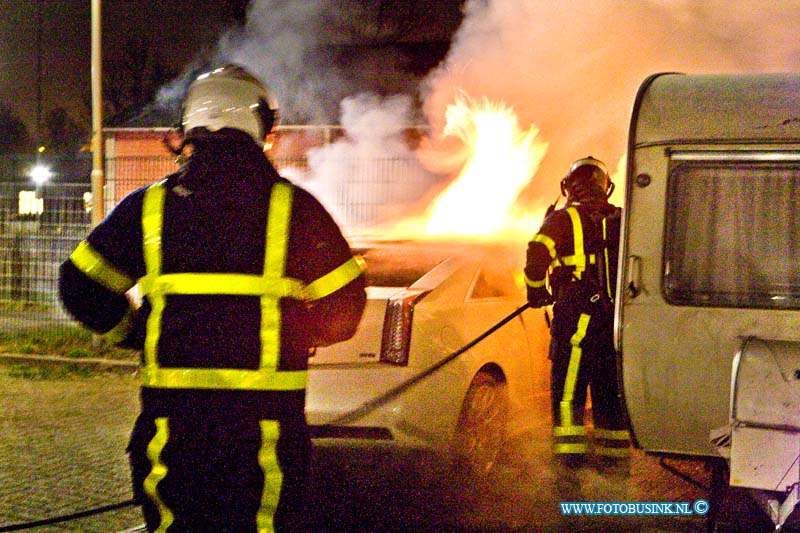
[0,180,91,333]
[0,152,437,336]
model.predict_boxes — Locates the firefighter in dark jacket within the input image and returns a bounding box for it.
[524,156,630,465]
[59,65,367,532]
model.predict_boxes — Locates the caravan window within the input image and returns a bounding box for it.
[664,159,800,309]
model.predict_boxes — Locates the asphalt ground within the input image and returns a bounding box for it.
[0,356,777,532]
[0,362,141,532]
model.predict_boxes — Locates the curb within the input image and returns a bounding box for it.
[0,353,139,375]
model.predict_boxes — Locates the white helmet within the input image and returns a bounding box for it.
[561,156,613,198]
[568,156,608,178]
[181,65,279,147]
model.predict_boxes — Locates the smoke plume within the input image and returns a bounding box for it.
[160,0,800,228]
[298,93,442,229]
[423,0,800,209]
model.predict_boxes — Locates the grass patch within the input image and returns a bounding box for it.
[0,327,137,361]
[6,363,96,380]
[66,348,92,359]
[0,299,50,312]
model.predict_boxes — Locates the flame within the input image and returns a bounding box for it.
[423,92,548,237]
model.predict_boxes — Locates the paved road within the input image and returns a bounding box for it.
[0,362,776,532]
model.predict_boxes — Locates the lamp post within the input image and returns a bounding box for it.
[36,1,42,147]
[90,0,105,227]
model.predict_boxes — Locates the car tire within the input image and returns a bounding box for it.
[450,369,509,478]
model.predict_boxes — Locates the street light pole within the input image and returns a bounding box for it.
[90,0,106,348]
[90,0,105,227]
[36,0,42,146]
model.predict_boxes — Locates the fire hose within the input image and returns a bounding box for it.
[0,302,533,531]
[325,301,533,425]
[0,499,138,532]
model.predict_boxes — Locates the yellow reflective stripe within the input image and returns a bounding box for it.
[532,233,557,259]
[142,181,166,276]
[566,207,585,279]
[257,420,282,532]
[265,182,292,281]
[141,367,307,391]
[143,417,174,533]
[143,272,307,299]
[261,182,292,371]
[103,304,135,344]
[560,312,590,428]
[524,273,547,288]
[559,253,596,266]
[69,240,134,293]
[595,428,631,441]
[142,182,167,370]
[144,293,166,370]
[602,218,612,298]
[553,425,588,438]
[554,442,588,454]
[306,256,364,301]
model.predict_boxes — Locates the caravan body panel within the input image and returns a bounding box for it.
[619,73,800,456]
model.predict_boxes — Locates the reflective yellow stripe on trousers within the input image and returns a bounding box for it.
[554,312,591,455]
[257,420,282,532]
[143,417,174,533]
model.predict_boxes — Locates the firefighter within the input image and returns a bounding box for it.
[524,156,630,466]
[58,64,367,532]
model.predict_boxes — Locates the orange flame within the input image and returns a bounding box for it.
[423,92,548,237]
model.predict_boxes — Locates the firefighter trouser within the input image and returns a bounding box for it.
[549,306,630,458]
[128,411,311,533]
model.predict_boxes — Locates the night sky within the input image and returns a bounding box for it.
[0,0,461,138]
[0,1,250,137]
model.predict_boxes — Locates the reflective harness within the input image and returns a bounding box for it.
[525,206,596,290]
[137,179,362,391]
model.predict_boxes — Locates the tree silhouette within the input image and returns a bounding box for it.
[0,103,30,154]
[43,107,86,155]
[104,35,179,126]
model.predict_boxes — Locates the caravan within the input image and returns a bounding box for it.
[619,73,800,528]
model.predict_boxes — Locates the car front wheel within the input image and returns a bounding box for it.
[450,369,509,477]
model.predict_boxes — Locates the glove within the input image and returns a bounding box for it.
[527,287,553,308]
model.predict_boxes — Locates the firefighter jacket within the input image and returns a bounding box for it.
[524,199,619,311]
[58,137,367,417]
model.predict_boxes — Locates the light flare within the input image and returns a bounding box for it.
[423,93,548,237]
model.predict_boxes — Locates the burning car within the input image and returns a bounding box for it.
[305,238,550,475]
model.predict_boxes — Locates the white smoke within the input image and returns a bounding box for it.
[295,93,443,230]
[160,0,800,228]
[278,0,800,226]
[211,0,428,124]
[422,0,800,210]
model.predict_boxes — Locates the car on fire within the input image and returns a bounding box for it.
[305,238,550,475]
